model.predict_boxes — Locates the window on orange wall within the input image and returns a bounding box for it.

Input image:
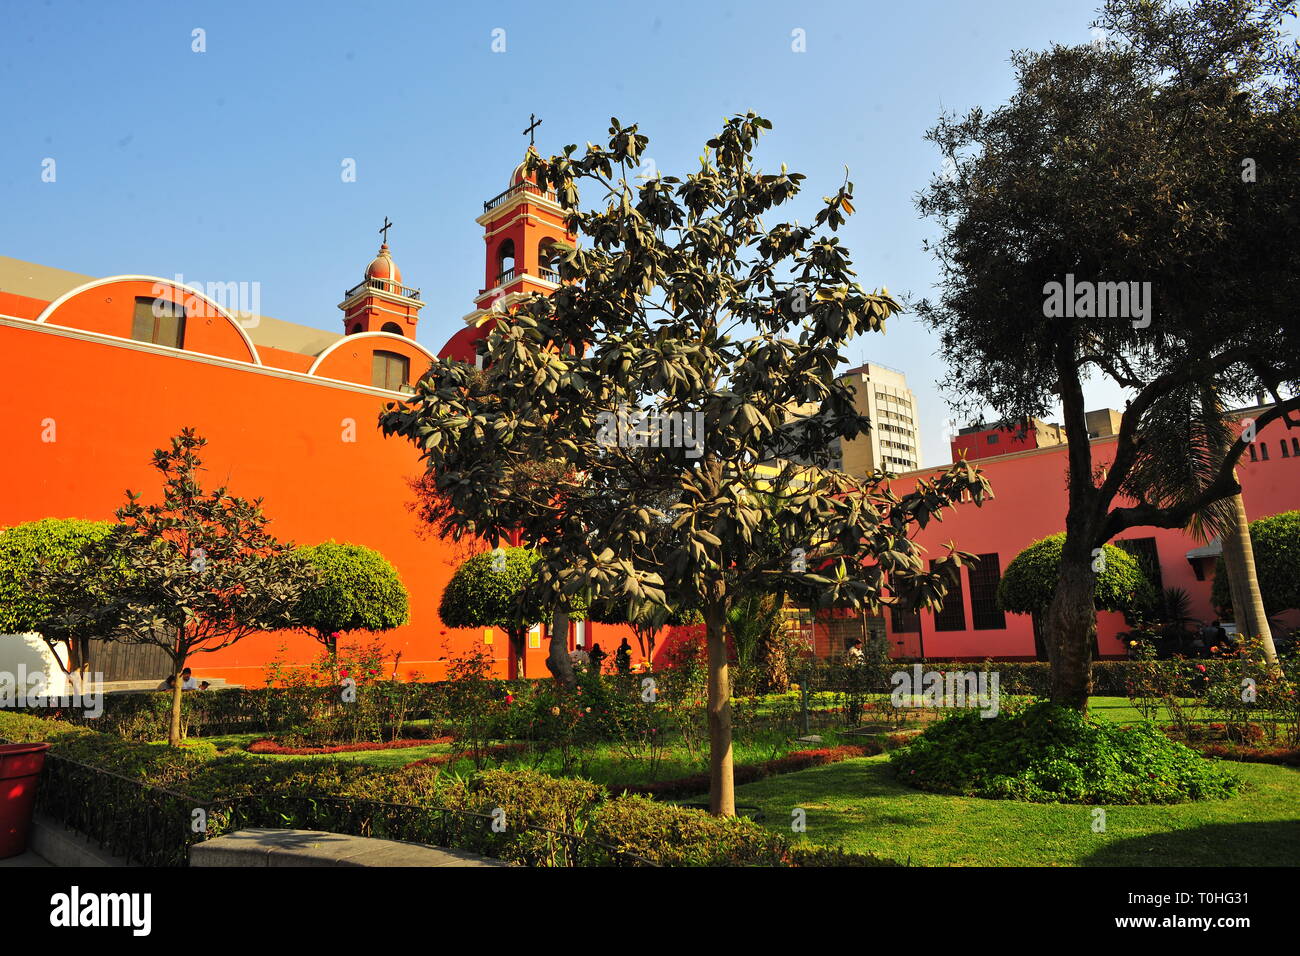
[890,602,920,633]
[131,297,186,348]
[931,559,967,631]
[371,350,410,391]
[968,554,1006,630]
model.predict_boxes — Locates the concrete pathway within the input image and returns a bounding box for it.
[0,850,52,867]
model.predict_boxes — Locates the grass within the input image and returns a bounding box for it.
[738,754,1299,866]
[201,727,833,784]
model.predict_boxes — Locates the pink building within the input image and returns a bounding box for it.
[862,407,1299,660]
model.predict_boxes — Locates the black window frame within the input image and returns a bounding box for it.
[968,553,1007,630]
[931,559,967,632]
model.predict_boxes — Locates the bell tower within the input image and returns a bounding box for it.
[339,218,424,337]
[460,143,575,329]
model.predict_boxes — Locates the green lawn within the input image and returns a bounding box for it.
[738,754,1300,866]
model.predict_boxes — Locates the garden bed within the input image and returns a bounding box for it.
[609,743,882,800]
[248,736,452,756]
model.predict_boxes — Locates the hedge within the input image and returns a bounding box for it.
[1,660,1187,744]
[0,712,896,867]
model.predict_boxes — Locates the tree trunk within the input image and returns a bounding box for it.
[1201,386,1280,672]
[704,596,735,817]
[509,630,527,679]
[168,660,186,746]
[1221,491,1281,670]
[1044,550,1097,710]
[545,609,576,689]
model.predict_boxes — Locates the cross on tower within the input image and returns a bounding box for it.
[379,216,393,244]
[522,113,542,146]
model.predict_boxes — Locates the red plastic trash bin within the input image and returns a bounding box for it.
[0,742,51,859]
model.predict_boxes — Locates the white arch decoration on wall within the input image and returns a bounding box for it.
[35,274,263,366]
[306,330,437,379]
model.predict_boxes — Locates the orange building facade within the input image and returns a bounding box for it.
[0,151,657,687]
[4,147,1296,680]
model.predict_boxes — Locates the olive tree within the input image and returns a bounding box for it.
[35,429,310,745]
[915,0,1300,705]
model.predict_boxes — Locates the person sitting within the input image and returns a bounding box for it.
[156,674,177,692]
[845,639,866,665]
[569,645,591,670]
[180,667,199,691]
[588,642,608,674]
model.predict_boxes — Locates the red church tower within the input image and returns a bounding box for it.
[440,146,577,365]
[339,221,424,338]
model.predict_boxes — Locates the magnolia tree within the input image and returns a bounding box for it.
[0,518,116,686]
[36,429,310,745]
[915,0,1300,705]
[380,113,990,815]
[293,541,410,659]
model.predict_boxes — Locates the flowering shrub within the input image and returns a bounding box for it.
[1203,636,1300,749]
[403,743,526,769]
[248,737,450,756]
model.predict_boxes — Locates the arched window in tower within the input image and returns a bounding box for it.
[538,238,559,282]
[496,239,516,285]
[371,350,410,391]
[381,322,403,336]
[349,322,363,335]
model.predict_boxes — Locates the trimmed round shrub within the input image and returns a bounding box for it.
[889,701,1240,804]
[0,517,116,633]
[997,533,1155,615]
[293,541,409,648]
[1210,510,1300,616]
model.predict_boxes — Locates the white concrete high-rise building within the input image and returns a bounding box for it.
[839,363,921,474]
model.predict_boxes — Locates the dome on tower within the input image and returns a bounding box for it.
[366,243,402,285]
[510,146,541,187]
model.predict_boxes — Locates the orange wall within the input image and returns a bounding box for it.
[0,309,648,686]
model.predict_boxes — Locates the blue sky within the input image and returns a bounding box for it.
[2,0,1126,467]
